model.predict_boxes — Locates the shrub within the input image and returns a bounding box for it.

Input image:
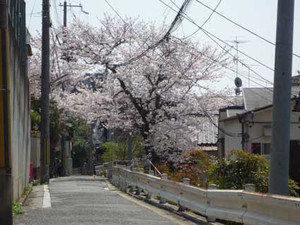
[209,150,299,196]
[102,142,125,162]
[156,149,212,187]
[102,136,145,162]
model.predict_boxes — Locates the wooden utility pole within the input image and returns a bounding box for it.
[60,1,88,28]
[40,0,51,183]
[269,0,295,195]
[63,1,67,27]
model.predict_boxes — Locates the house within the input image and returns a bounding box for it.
[218,82,300,183]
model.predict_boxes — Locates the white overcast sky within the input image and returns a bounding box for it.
[25,0,300,91]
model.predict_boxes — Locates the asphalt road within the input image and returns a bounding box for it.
[13,176,195,225]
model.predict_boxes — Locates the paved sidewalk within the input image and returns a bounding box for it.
[13,176,196,225]
[23,185,44,209]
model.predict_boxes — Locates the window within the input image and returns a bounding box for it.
[251,143,271,155]
[262,143,271,155]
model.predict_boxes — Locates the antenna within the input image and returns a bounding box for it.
[226,36,249,78]
[234,77,242,96]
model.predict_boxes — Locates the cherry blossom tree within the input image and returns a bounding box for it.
[30,16,230,163]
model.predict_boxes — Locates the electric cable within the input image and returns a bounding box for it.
[159,0,274,86]
[52,0,61,26]
[183,0,222,39]
[104,0,274,96]
[194,0,300,59]
[27,0,38,29]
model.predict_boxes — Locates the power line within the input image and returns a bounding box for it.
[52,0,61,26]
[195,0,275,45]
[160,0,272,75]
[103,0,124,24]
[201,51,273,90]
[103,0,192,67]
[162,0,275,74]
[168,0,275,78]
[106,0,273,93]
[103,0,256,110]
[105,0,272,97]
[199,105,242,137]
[205,29,275,72]
[194,0,300,59]
[159,0,274,85]
[183,0,222,39]
[27,0,38,29]
[171,37,273,91]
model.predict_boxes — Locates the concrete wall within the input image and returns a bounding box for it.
[222,119,243,156]
[9,28,31,201]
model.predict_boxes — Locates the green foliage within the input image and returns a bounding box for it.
[209,150,299,196]
[155,149,212,187]
[102,142,124,162]
[12,201,24,215]
[31,98,63,135]
[31,98,64,177]
[288,179,300,197]
[66,117,89,139]
[102,136,144,162]
[66,117,90,168]
[49,101,63,146]
[30,109,41,130]
[172,150,211,186]
[209,150,269,192]
[21,185,32,198]
[32,180,40,186]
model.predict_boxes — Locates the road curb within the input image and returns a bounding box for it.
[18,183,33,205]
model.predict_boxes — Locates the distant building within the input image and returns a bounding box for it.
[218,81,300,183]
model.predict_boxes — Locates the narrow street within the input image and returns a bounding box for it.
[13,176,195,225]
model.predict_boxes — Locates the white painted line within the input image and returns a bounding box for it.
[104,187,109,191]
[43,185,52,208]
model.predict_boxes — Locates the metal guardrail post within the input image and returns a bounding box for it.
[178,177,191,211]
[245,184,255,192]
[182,178,190,185]
[208,184,218,190]
[146,191,152,200]
[107,162,112,181]
[135,187,141,196]
[159,173,168,204]
[207,184,218,222]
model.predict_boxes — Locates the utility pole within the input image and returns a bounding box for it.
[40,0,51,183]
[269,0,295,195]
[63,1,67,27]
[59,1,88,28]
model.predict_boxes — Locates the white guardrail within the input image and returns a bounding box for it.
[104,165,300,225]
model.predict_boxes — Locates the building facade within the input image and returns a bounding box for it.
[218,87,300,183]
